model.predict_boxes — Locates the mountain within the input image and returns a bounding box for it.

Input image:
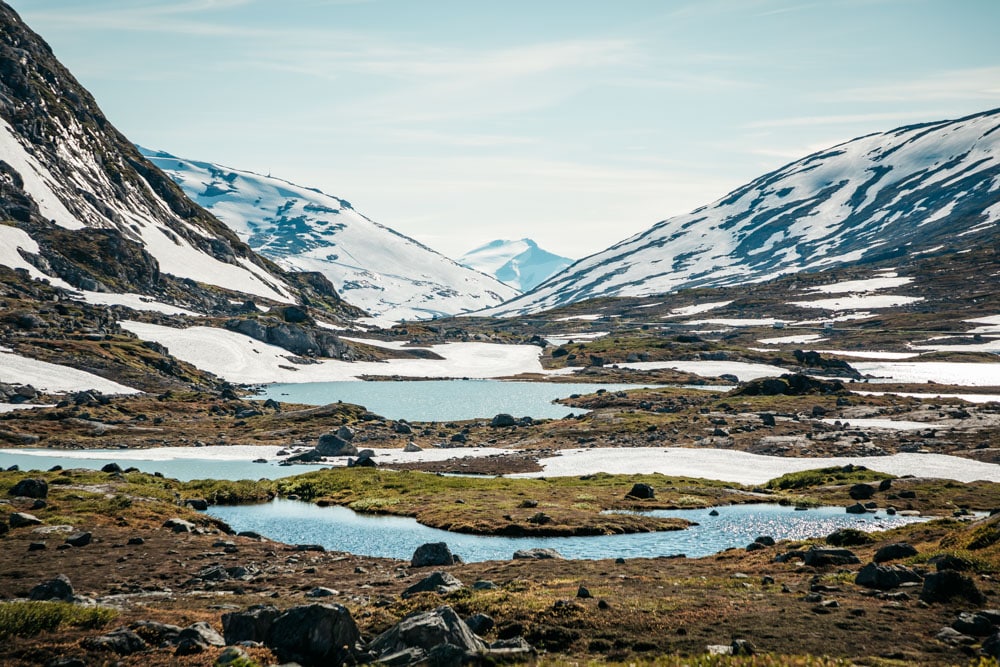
[458,238,573,292]
[488,109,1000,316]
[0,3,361,315]
[141,149,519,321]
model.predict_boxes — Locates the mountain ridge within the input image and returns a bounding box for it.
[487,108,1000,316]
[142,147,519,321]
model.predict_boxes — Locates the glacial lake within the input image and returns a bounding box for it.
[256,380,663,421]
[205,499,930,561]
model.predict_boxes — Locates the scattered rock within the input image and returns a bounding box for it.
[874,542,918,563]
[267,604,361,665]
[306,587,339,598]
[403,442,422,452]
[845,503,869,514]
[921,570,986,604]
[10,512,42,528]
[803,546,860,567]
[848,483,876,500]
[626,483,655,499]
[10,478,47,499]
[65,532,92,547]
[466,613,494,636]
[411,542,459,568]
[184,498,209,511]
[83,628,147,655]
[163,518,196,533]
[175,621,225,655]
[825,528,874,546]
[402,571,465,598]
[29,574,74,601]
[855,563,923,590]
[315,433,357,457]
[731,639,756,656]
[491,414,517,428]
[513,548,563,560]
[222,605,281,645]
[952,612,995,637]
[576,585,593,599]
[369,605,485,661]
[101,463,122,474]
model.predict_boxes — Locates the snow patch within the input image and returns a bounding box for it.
[0,350,140,395]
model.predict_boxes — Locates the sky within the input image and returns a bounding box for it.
[9,0,1000,260]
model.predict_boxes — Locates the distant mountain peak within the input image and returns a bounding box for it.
[458,238,573,293]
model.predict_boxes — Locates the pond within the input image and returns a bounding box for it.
[255,380,659,421]
[205,499,929,561]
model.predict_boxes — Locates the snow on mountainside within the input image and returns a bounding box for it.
[490,108,1000,316]
[142,148,519,321]
[458,238,573,292]
[0,4,310,307]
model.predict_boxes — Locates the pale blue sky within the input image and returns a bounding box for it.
[10,0,1000,258]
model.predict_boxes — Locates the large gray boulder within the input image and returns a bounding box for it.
[369,605,485,659]
[874,542,918,563]
[402,572,465,598]
[803,546,860,567]
[411,542,458,567]
[921,570,986,604]
[316,433,357,457]
[163,518,196,533]
[10,478,47,498]
[83,628,148,655]
[9,512,42,528]
[855,563,923,590]
[513,548,563,560]
[29,574,74,601]
[267,603,360,665]
[222,605,281,645]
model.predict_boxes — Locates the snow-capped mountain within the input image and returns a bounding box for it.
[458,239,573,292]
[489,108,1000,316]
[0,4,329,309]
[142,149,519,321]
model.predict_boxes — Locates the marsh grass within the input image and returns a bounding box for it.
[0,601,116,640]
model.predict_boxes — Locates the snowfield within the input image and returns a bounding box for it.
[788,294,924,310]
[0,350,139,395]
[616,360,787,381]
[517,448,1000,484]
[854,362,1000,386]
[120,321,546,383]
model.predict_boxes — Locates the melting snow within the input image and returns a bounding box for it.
[663,301,734,318]
[807,276,913,294]
[789,295,924,310]
[820,418,947,431]
[758,333,826,345]
[854,362,1000,386]
[74,291,203,317]
[0,350,139,395]
[120,320,545,383]
[812,349,920,360]
[616,360,787,381]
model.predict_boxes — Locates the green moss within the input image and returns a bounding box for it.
[765,467,893,491]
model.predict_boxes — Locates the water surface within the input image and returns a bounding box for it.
[206,499,928,561]
[256,380,654,421]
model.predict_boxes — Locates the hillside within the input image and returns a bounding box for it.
[489,109,1000,316]
[142,148,518,321]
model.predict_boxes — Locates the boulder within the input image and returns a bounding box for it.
[101,463,122,473]
[184,498,209,511]
[315,433,357,457]
[854,563,923,590]
[848,483,876,500]
[267,603,360,665]
[465,613,494,636]
[130,620,181,646]
[83,628,148,655]
[10,512,42,528]
[369,605,485,659]
[402,572,465,598]
[825,528,874,546]
[10,478,47,499]
[921,570,986,604]
[952,612,995,637]
[305,587,339,598]
[286,448,323,463]
[163,518,196,533]
[29,574,74,601]
[411,542,458,568]
[175,621,225,655]
[845,503,868,514]
[395,422,414,435]
[65,531,92,547]
[803,546,860,567]
[490,414,517,428]
[759,413,776,427]
[626,483,655,499]
[513,548,563,560]
[403,442,422,452]
[874,542,918,563]
[222,605,281,645]
[984,631,1000,659]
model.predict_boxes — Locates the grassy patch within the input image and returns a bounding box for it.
[0,601,117,640]
[765,467,894,491]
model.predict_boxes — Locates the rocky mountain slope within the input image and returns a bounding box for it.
[458,238,573,292]
[142,148,518,321]
[0,2,355,317]
[489,108,1000,315]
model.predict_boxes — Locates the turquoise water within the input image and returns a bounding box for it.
[0,450,292,482]
[205,499,928,562]
[256,380,659,421]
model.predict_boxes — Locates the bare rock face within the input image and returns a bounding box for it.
[29,574,74,601]
[411,542,458,568]
[315,433,358,457]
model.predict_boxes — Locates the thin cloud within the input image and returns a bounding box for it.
[829,66,1000,103]
[744,110,950,129]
